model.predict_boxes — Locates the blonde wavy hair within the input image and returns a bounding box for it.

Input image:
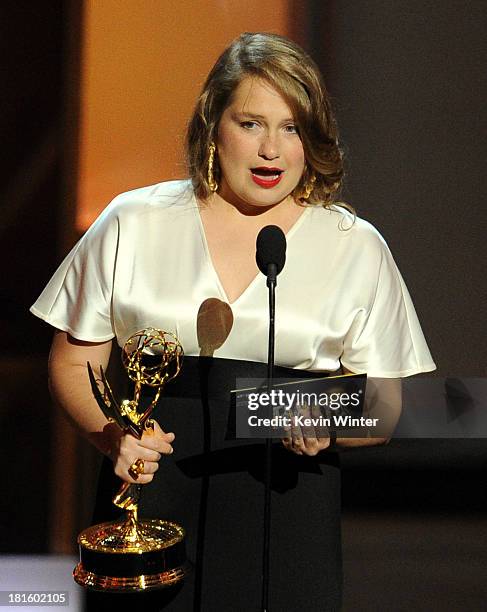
[186,32,345,208]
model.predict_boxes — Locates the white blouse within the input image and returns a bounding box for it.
[31,180,436,378]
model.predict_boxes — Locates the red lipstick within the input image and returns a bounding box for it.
[250,167,284,189]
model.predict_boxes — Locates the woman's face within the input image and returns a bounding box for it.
[215,76,305,210]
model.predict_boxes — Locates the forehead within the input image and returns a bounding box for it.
[227,76,293,117]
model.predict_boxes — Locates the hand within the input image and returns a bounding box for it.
[111,420,175,484]
[281,405,330,456]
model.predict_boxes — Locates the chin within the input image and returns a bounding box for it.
[220,179,297,210]
[248,181,296,203]
[245,192,292,209]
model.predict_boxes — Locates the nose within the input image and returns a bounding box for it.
[258,131,280,160]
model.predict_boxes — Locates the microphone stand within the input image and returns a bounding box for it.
[262,262,277,612]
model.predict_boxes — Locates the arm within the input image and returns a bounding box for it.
[335,370,402,448]
[281,369,402,455]
[48,330,174,483]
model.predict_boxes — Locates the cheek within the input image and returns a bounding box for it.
[294,144,306,168]
[217,128,251,162]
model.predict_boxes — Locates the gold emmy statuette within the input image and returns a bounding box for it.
[73,328,190,592]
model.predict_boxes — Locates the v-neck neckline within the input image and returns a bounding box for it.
[193,193,311,306]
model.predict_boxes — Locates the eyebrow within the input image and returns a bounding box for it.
[233,111,295,123]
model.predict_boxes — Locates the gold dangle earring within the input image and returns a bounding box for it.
[207,142,218,193]
[302,173,316,201]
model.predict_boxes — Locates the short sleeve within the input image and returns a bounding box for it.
[340,234,436,378]
[30,200,120,342]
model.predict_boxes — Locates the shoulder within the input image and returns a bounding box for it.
[101,179,194,221]
[306,204,389,256]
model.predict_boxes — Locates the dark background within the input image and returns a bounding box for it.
[1,1,486,609]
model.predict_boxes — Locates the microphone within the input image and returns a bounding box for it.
[256,224,287,612]
[256,225,287,287]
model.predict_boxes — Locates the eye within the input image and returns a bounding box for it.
[284,124,299,134]
[240,120,259,130]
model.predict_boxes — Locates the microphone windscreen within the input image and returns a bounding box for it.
[256,225,287,276]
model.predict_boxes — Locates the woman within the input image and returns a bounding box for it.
[31,33,435,610]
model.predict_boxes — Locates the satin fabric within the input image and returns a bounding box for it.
[31,179,435,377]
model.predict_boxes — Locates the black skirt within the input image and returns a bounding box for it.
[87,357,342,611]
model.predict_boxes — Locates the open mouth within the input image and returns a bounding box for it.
[250,167,284,188]
[251,167,284,179]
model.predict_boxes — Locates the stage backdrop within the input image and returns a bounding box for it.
[76,0,301,230]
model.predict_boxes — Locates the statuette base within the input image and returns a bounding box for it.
[73,518,190,592]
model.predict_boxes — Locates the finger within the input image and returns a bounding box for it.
[126,472,154,485]
[137,431,174,455]
[312,404,329,440]
[301,434,330,456]
[310,406,330,451]
[137,435,172,455]
[281,437,293,451]
[316,437,331,451]
[298,405,315,440]
[299,404,319,456]
[290,413,304,455]
[290,416,304,455]
[301,438,320,456]
[126,457,160,480]
[114,461,154,485]
[131,446,162,462]
[290,410,303,449]
[298,406,331,455]
[281,434,303,454]
[160,442,174,455]
[301,423,320,456]
[137,460,159,475]
[118,433,162,460]
[151,420,176,442]
[119,433,142,459]
[291,442,304,456]
[281,415,292,440]
[161,430,176,443]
